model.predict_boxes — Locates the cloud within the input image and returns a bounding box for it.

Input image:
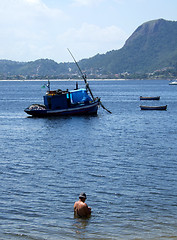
[0,0,69,61]
[25,0,41,3]
[58,23,127,60]
[60,23,127,43]
[0,0,67,36]
[0,0,128,62]
[71,0,104,7]
[72,0,127,6]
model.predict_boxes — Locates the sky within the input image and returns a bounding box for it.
[0,0,177,63]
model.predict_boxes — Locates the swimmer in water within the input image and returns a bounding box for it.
[74,193,91,217]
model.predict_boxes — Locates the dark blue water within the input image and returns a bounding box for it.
[0,80,177,240]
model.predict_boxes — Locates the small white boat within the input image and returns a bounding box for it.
[169,80,177,85]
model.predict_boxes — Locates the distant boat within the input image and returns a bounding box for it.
[169,80,177,85]
[140,96,160,100]
[140,105,167,111]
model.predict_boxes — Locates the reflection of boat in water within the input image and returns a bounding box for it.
[140,96,160,100]
[169,80,177,85]
[24,49,111,117]
[140,105,167,111]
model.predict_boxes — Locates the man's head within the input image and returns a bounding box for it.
[79,192,87,202]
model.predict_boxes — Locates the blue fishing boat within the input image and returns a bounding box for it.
[24,83,100,117]
[24,49,111,117]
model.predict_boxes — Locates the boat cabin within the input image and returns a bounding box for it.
[44,88,92,110]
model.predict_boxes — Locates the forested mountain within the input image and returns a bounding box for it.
[0,59,75,79]
[1,18,177,79]
[79,19,177,75]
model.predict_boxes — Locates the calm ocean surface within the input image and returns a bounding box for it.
[0,79,177,240]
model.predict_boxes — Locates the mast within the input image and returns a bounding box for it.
[67,49,112,114]
[67,48,95,100]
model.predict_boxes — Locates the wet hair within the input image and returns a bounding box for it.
[79,192,87,199]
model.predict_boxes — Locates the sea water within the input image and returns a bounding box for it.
[0,79,177,240]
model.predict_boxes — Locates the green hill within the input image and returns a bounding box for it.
[1,19,177,79]
[79,19,177,75]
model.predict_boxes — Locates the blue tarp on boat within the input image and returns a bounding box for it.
[69,89,92,104]
[43,88,92,110]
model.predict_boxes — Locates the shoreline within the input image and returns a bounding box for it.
[0,78,169,82]
[0,79,128,82]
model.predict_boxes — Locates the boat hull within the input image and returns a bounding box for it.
[24,100,100,117]
[140,96,160,100]
[140,105,167,111]
[169,81,177,85]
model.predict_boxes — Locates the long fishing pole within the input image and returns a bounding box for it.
[67,48,112,114]
[67,48,95,100]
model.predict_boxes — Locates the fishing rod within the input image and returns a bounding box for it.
[67,48,112,114]
[67,48,95,100]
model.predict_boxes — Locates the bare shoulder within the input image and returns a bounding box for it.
[82,202,87,206]
[74,201,79,208]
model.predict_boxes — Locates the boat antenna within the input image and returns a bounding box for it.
[67,48,112,114]
[42,80,50,91]
[47,80,50,91]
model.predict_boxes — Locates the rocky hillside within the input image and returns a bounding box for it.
[1,19,177,79]
[79,19,177,74]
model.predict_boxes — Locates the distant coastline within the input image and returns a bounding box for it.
[0,78,169,82]
[0,78,126,82]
